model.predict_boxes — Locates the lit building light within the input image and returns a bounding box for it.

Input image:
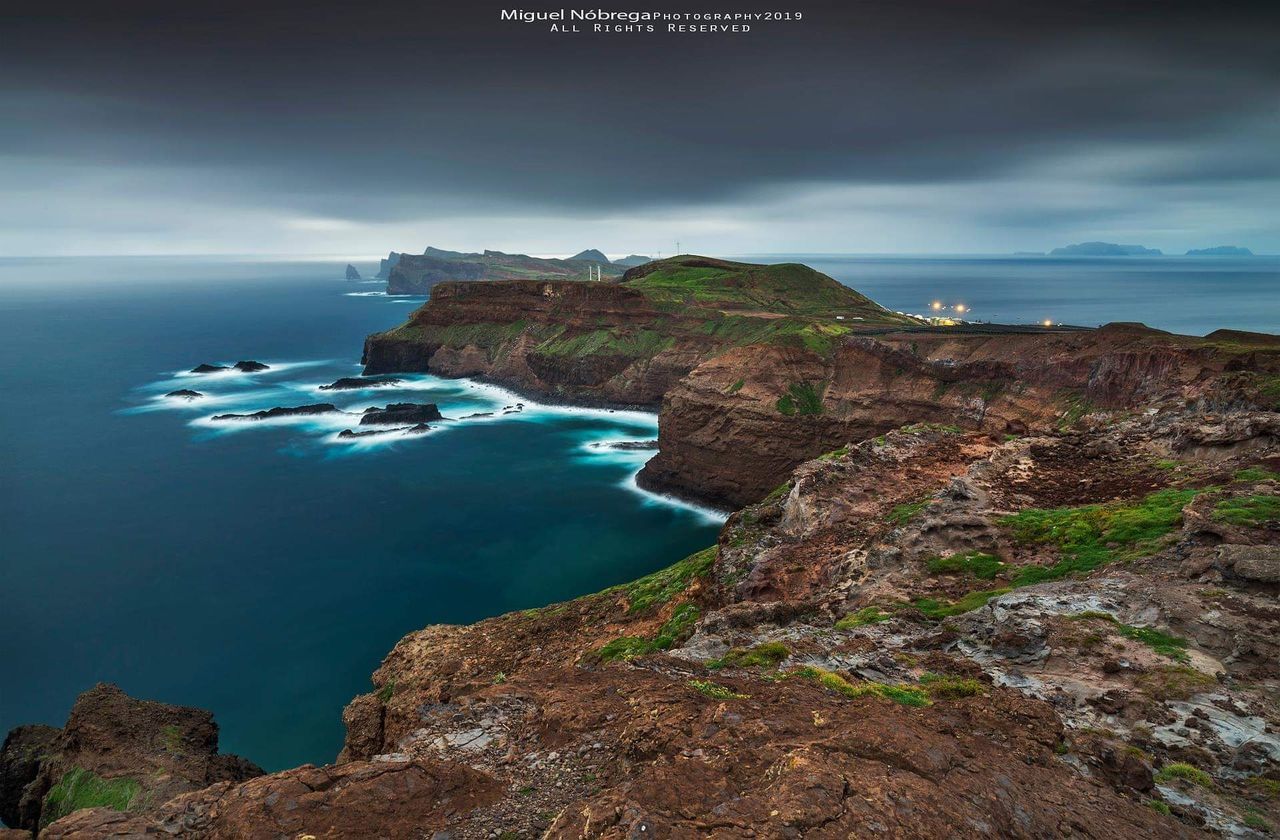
[931,301,943,311]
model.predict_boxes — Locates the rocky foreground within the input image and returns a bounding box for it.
[4,258,1279,837]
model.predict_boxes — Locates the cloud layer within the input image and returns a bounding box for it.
[3,0,1278,255]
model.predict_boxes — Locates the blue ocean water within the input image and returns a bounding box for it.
[0,254,1275,776]
[0,258,720,773]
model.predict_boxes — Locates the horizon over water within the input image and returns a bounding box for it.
[0,254,1275,777]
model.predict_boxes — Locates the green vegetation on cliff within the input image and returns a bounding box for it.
[42,767,141,826]
[1002,488,1199,584]
[622,257,913,323]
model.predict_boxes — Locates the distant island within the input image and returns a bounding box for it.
[345,263,361,280]
[1186,246,1254,256]
[1049,242,1163,256]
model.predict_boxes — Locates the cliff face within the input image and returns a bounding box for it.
[364,278,716,405]
[364,255,921,407]
[639,324,1280,507]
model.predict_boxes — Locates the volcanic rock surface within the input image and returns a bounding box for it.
[359,402,443,425]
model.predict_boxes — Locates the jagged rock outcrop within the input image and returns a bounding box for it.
[359,403,443,425]
[0,684,261,833]
[210,404,338,421]
[318,375,402,391]
[345,263,361,280]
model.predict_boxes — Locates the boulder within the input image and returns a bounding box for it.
[164,390,203,400]
[189,364,227,374]
[232,361,269,372]
[319,377,403,391]
[359,403,443,426]
[1219,544,1280,583]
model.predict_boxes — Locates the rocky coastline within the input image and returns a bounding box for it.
[5,256,1279,838]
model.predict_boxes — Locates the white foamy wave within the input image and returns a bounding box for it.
[622,471,729,524]
[322,424,440,449]
[343,291,386,297]
[166,359,330,381]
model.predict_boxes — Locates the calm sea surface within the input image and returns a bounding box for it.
[0,254,1275,776]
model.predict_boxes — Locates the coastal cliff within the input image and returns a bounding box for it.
[365,256,917,406]
[7,257,1280,838]
[366,256,1280,507]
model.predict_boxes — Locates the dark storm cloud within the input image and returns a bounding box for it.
[2,0,1278,252]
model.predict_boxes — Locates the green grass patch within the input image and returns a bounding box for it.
[819,445,850,461]
[1213,494,1280,528]
[597,603,702,662]
[609,547,716,614]
[1148,800,1171,816]
[887,498,931,526]
[776,381,825,416]
[1137,665,1216,701]
[42,767,141,826]
[926,551,1005,580]
[913,588,1012,619]
[1245,811,1273,833]
[1236,467,1280,483]
[688,679,749,700]
[159,724,184,754]
[375,680,396,703]
[535,328,674,360]
[1068,612,1189,661]
[793,667,930,707]
[1155,762,1214,789]
[726,378,744,394]
[709,641,790,669]
[1002,488,1199,585]
[835,606,890,629]
[919,673,984,699]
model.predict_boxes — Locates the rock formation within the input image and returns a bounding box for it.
[164,389,203,400]
[318,376,402,391]
[210,404,338,421]
[345,263,361,280]
[0,684,260,834]
[358,403,443,425]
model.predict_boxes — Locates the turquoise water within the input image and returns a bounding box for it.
[0,254,1275,779]
[0,258,721,773]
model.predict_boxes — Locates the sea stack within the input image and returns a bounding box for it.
[346,264,361,280]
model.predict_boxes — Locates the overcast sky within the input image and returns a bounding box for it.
[3,0,1278,256]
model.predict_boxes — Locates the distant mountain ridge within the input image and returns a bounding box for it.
[385,246,627,295]
[1050,242,1163,256]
